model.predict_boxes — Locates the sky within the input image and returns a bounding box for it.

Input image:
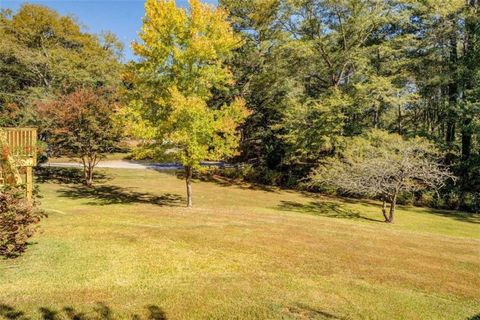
[0,0,218,61]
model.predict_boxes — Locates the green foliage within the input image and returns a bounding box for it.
[137,88,248,169]
[128,0,249,205]
[221,0,414,169]
[218,0,480,212]
[129,0,248,163]
[310,130,450,194]
[280,90,347,163]
[0,4,123,126]
[0,186,45,258]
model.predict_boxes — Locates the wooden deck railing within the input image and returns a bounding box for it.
[3,127,37,165]
[0,127,37,200]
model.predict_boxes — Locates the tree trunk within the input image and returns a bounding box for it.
[87,165,94,186]
[386,193,397,223]
[461,0,478,161]
[445,117,456,145]
[185,166,192,208]
[397,105,402,134]
[446,18,458,148]
[461,119,472,160]
[381,199,388,222]
[83,157,94,187]
[82,158,88,185]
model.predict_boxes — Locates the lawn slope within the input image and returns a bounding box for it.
[1,168,479,319]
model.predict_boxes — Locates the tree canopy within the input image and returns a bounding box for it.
[0,4,123,126]
[38,88,122,186]
[128,0,249,207]
[219,0,480,210]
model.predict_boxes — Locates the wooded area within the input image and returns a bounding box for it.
[217,0,480,212]
[1,0,480,210]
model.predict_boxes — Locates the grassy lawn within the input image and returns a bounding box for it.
[1,168,479,319]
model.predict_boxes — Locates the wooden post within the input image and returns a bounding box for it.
[26,166,33,201]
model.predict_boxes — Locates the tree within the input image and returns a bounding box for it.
[0,4,123,127]
[38,88,122,186]
[129,0,249,207]
[219,0,297,173]
[310,130,453,223]
[220,0,415,181]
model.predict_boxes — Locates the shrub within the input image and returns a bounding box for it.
[445,191,461,210]
[0,187,45,258]
[218,164,256,181]
[459,192,480,212]
[415,190,436,207]
[397,192,414,206]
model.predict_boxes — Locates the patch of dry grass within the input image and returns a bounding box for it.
[1,168,479,319]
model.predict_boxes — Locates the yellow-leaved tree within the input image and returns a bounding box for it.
[129,0,249,207]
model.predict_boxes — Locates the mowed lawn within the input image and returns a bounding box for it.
[1,168,479,320]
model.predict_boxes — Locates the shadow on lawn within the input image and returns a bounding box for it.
[285,304,343,319]
[278,200,383,222]
[296,192,480,225]
[36,167,110,185]
[0,302,167,320]
[421,208,480,224]
[57,185,183,206]
[189,173,277,193]
[469,313,480,320]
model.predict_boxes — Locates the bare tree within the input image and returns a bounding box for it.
[310,130,454,223]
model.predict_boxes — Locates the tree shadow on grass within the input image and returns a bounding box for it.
[0,302,167,319]
[420,208,480,224]
[285,304,343,319]
[469,313,480,320]
[296,192,480,224]
[186,172,277,193]
[278,200,383,223]
[57,185,183,206]
[0,304,24,320]
[35,167,110,185]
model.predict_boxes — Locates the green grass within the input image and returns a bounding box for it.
[1,168,479,319]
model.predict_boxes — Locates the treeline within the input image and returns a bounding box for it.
[1,1,480,211]
[218,0,480,211]
[0,4,125,180]
[0,4,123,126]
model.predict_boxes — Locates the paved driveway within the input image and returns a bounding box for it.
[43,160,228,170]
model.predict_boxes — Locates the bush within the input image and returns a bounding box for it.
[0,187,45,258]
[200,164,256,182]
[414,190,436,207]
[459,192,480,212]
[397,191,414,206]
